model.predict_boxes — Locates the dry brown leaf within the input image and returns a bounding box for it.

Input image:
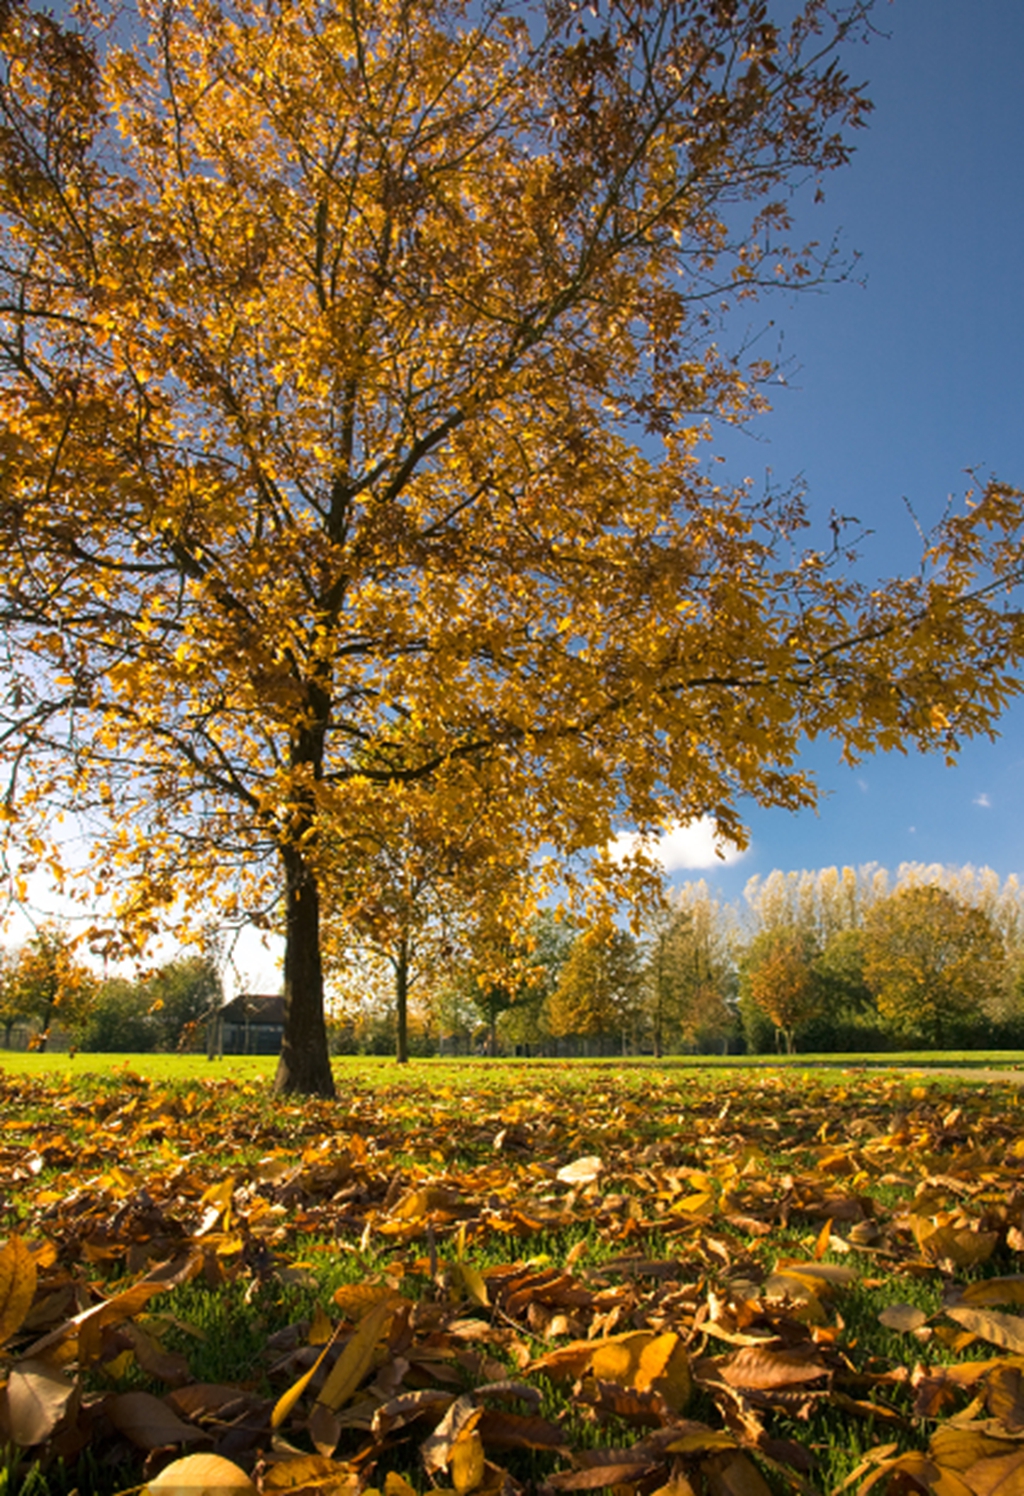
[962,1448,1024,1496]
[929,1426,1021,1472]
[556,1158,604,1186]
[108,1389,210,1451]
[702,1450,773,1496]
[717,1346,827,1392]
[3,1358,78,1448]
[945,1307,1024,1355]
[954,1278,1024,1309]
[879,1304,929,1333]
[147,1452,257,1495]
[262,1453,361,1494]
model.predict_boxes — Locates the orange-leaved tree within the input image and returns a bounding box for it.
[1,0,1023,1093]
[741,925,821,1055]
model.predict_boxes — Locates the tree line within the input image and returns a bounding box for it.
[0,924,222,1053]
[343,864,1024,1058]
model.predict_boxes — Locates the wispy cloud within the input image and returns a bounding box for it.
[610,817,746,872]
[974,792,992,809]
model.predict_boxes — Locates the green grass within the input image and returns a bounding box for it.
[0,1047,1021,1085]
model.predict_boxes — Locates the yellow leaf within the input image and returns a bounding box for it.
[0,1236,37,1346]
[450,1429,486,1495]
[316,1298,390,1413]
[271,1328,340,1430]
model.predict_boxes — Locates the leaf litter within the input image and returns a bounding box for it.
[2,1065,1024,1493]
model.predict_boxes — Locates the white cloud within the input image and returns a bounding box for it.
[974,792,992,809]
[610,816,746,872]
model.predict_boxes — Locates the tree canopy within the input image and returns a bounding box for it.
[1,0,1023,1092]
[862,884,1005,1047]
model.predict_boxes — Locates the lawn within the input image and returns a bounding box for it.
[1,1057,1023,1496]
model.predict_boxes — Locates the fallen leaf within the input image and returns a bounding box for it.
[0,1236,37,1346]
[146,1452,257,1494]
[945,1306,1024,1354]
[879,1304,929,1332]
[4,1358,78,1447]
[108,1389,210,1451]
[556,1158,603,1186]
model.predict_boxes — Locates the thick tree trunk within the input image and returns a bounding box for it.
[395,939,410,1065]
[273,846,336,1097]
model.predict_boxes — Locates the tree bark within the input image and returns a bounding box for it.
[395,937,410,1065]
[273,846,336,1097]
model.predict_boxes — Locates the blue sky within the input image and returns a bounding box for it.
[653,0,1024,905]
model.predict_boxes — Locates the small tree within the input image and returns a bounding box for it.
[862,885,1005,1047]
[324,777,538,1063]
[548,927,643,1053]
[741,926,820,1055]
[9,924,98,1050]
[79,978,158,1053]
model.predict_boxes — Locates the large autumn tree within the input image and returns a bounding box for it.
[1,0,1023,1094]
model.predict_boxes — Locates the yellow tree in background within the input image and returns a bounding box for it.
[1,0,1024,1093]
[862,885,1005,1047]
[7,924,98,1052]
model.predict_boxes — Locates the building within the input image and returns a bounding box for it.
[207,993,285,1056]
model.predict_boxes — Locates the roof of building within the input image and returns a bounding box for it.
[217,993,285,1025]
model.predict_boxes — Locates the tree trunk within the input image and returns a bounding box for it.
[395,938,410,1065]
[273,846,336,1097]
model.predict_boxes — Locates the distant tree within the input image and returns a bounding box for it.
[79,979,157,1053]
[548,927,642,1051]
[741,925,820,1055]
[324,775,538,1063]
[499,911,576,1055]
[646,882,735,1055]
[144,955,222,1052]
[0,948,29,1047]
[862,885,1005,1046]
[8,924,98,1051]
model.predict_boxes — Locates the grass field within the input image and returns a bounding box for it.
[2,1055,1024,1495]
[1,1046,1021,1083]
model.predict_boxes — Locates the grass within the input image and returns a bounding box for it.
[0,1046,1021,1085]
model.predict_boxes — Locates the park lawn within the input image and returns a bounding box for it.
[1,1060,1024,1495]
[2,1047,1023,1084]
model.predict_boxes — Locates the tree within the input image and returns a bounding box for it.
[548,926,642,1051]
[646,882,735,1056]
[862,885,1005,1046]
[323,774,538,1063]
[144,954,222,1051]
[741,925,820,1055]
[7,924,98,1050]
[808,925,876,1043]
[478,908,574,1056]
[0,947,27,1047]
[79,977,158,1053]
[2,1,1024,1094]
